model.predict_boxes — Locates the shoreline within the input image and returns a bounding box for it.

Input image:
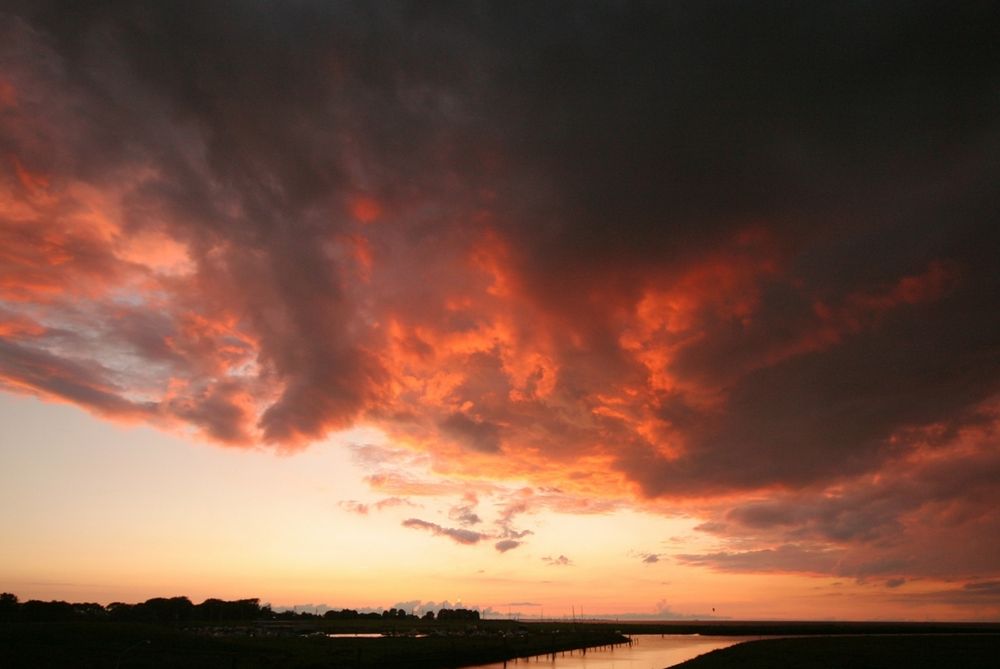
[669,633,1000,669]
[3,618,999,668]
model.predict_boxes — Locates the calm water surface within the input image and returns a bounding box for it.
[466,634,751,669]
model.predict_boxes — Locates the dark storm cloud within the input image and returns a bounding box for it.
[493,2,999,297]
[721,441,1000,545]
[4,0,499,445]
[675,545,845,575]
[480,1,1000,498]
[2,1,999,588]
[164,380,253,443]
[622,260,1000,495]
[680,421,1000,580]
[888,581,1000,608]
[439,412,502,454]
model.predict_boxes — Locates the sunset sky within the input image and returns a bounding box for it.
[1,2,998,621]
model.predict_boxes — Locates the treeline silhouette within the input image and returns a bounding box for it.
[1,592,265,623]
[0,592,480,624]
[323,607,480,622]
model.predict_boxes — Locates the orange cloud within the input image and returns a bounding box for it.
[11,155,50,195]
[0,78,16,109]
[350,196,382,224]
[0,312,44,338]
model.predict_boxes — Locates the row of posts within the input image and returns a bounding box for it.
[502,635,633,666]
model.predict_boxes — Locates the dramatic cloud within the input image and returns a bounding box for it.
[2,1,998,601]
[677,415,1000,583]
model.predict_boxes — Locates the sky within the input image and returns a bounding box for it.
[1,1,998,621]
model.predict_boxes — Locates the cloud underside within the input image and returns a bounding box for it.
[2,3,999,587]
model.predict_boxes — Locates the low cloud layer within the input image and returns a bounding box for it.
[401,518,484,546]
[2,2,998,602]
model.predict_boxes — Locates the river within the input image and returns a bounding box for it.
[465,634,751,669]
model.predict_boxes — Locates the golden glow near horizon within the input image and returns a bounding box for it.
[1,393,993,621]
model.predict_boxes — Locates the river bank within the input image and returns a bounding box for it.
[671,634,1000,669]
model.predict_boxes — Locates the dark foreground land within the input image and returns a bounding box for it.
[3,619,999,668]
[0,619,627,669]
[673,634,1000,669]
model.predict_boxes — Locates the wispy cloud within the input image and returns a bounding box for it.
[449,493,483,527]
[374,497,416,511]
[338,500,369,516]
[401,518,485,545]
[542,555,573,567]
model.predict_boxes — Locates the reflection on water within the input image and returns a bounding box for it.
[325,632,431,638]
[466,634,749,669]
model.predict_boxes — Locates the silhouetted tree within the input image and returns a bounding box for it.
[437,607,480,622]
[144,597,194,623]
[0,593,18,621]
[324,608,360,620]
[107,602,135,621]
[72,602,106,619]
[21,600,75,622]
[195,598,262,621]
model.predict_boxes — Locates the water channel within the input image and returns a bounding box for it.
[465,634,752,669]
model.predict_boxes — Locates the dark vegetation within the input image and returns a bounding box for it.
[672,634,1000,669]
[3,593,999,668]
[0,593,481,625]
[0,592,626,668]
